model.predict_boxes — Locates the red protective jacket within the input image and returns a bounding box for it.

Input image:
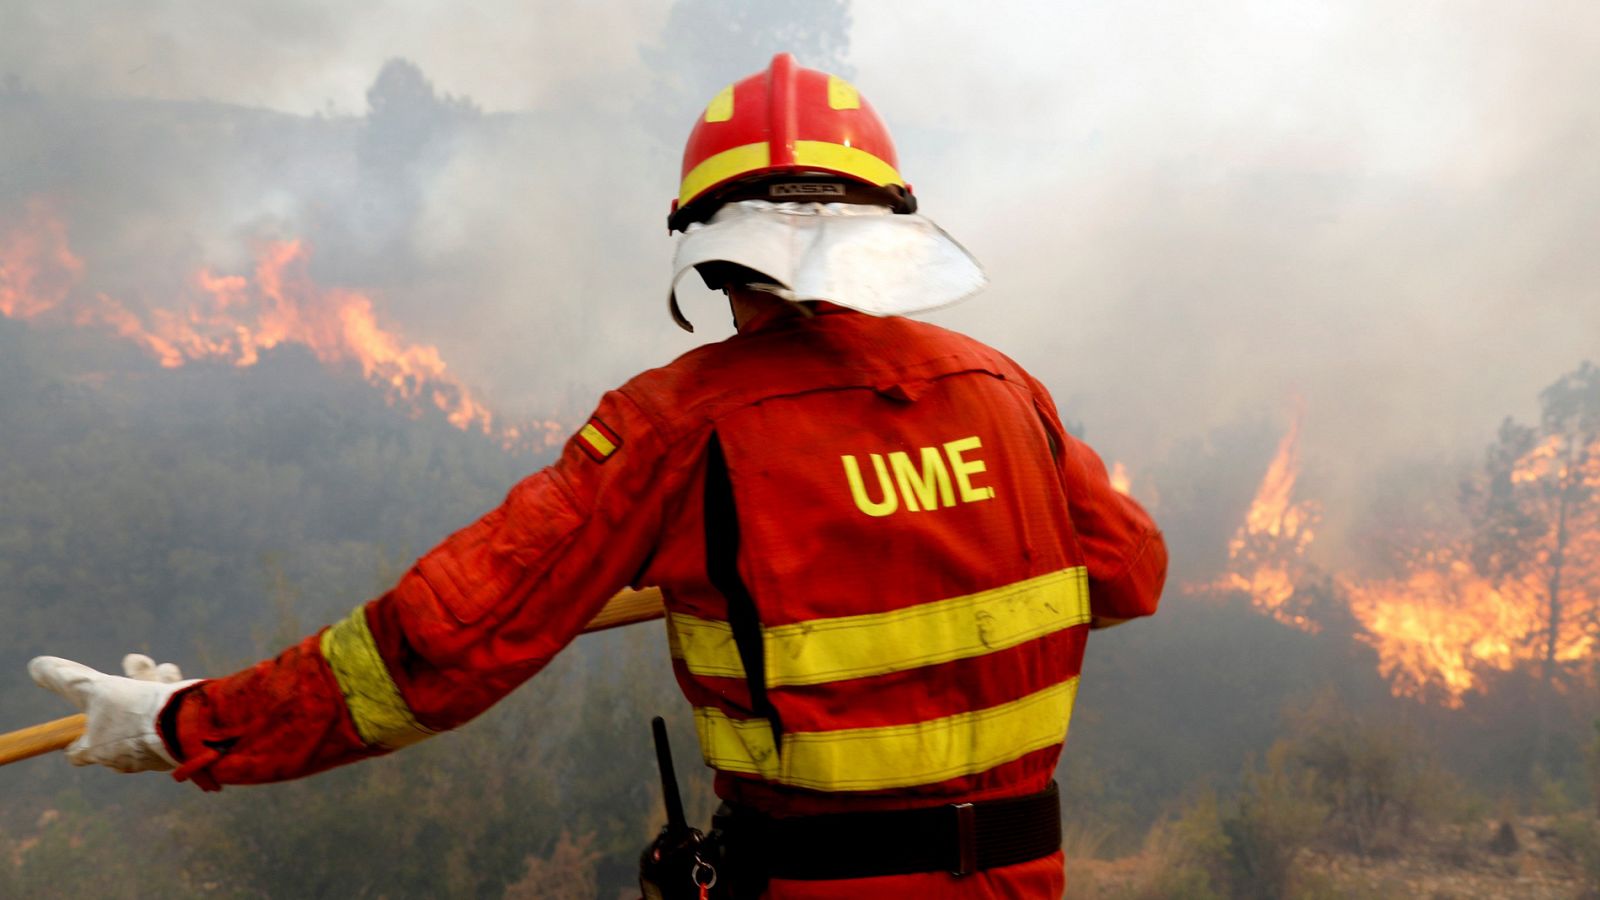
[162,304,1166,898]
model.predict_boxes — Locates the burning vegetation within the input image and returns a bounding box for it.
[0,199,563,451]
[1214,370,1600,708]
[1212,411,1324,633]
[1110,461,1133,496]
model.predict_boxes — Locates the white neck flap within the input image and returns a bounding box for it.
[668,200,987,331]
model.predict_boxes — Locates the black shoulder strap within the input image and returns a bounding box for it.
[703,432,784,749]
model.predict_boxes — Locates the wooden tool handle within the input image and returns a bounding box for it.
[0,587,665,767]
[584,586,664,632]
[0,714,88,766]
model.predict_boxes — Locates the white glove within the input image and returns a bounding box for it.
[28,653,200,772]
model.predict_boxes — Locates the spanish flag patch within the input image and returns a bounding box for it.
[576,417,621,463]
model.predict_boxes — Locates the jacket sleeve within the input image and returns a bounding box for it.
[161,389,673,789]
[1023,376,1167,627]
[1056,431,1167,625]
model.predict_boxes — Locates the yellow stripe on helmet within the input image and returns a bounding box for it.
[704,85,735,123]
[678,142,771,208]
[826,75,861,110]
[678,141,905,211]
[792,140,903,187]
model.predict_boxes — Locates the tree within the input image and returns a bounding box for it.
[330,58,484,286]
[1466,361,1600,760]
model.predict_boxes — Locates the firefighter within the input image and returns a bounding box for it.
[30,54,1165,897]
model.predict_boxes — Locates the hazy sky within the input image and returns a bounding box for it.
[5,0,1598,548]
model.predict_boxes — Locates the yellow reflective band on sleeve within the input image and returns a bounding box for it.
[670,568,1089,688]
[694,678,1077,791]
[792,141,903,187]
[826,75,860,110]
[320,606,436,750]
[705,85,734,122]
[679,142,772,207]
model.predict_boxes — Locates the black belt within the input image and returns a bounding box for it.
[712,782,1061,882]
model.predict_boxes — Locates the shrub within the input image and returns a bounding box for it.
[1549,815,1600,895]
[1110,790,1230,900]
[1221,743,1328,900]
[1283,696,1456,855]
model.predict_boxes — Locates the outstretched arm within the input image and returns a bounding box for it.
[1025,378,1167,628]
[152,390,671,789]
[1056,432,1166,628]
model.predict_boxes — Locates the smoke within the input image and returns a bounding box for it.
[7,4,1600,863]
[0,0,664,114]
[3,0,1599,551]
[849,1,1600,546]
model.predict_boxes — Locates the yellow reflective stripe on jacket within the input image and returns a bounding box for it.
[319,606,435,750]
[666,613,746,679]
[669,567,1089,687]
[696,709,780,779]
[694,678,1077,791]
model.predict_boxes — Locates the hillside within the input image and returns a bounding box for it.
[1073,813,1598,899]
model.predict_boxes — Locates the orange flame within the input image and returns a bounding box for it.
[1236,417,1315,549]
[1344,553,1545,705]
[1346,430,1600,706]
[0,199,83,319]
[1,202,565,451]
[1215,412,1600,707]
[1110,462,1132,496]
[1208,410,1322,631]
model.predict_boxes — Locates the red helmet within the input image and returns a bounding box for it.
[668,53,917,233]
